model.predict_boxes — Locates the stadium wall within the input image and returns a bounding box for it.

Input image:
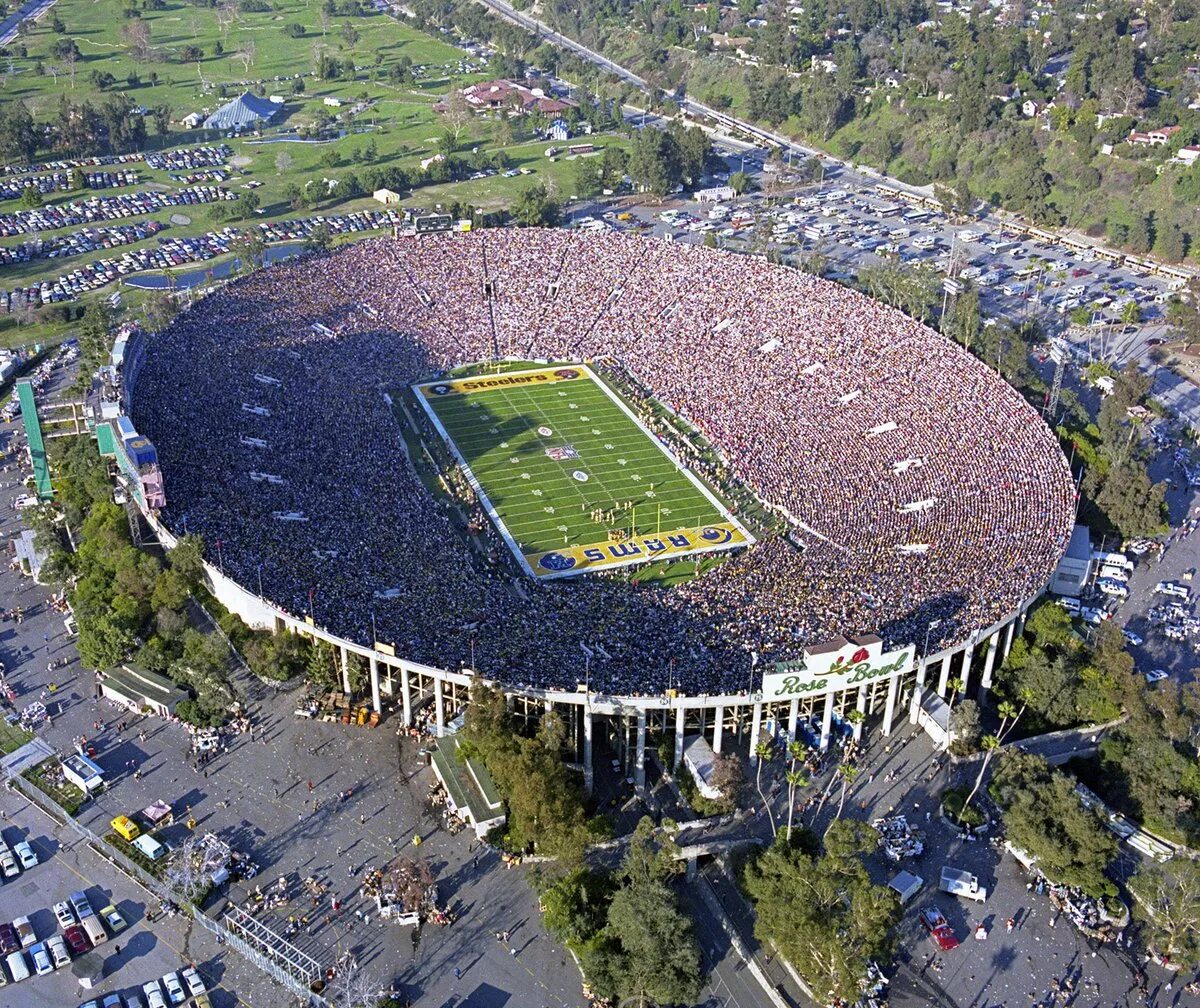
[141,505,1038,794]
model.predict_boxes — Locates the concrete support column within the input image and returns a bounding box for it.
[369,654,381,714]
[909,650,929,725]
[400,664,412,727]
[820,692,834,750]
[340,645,351,694]
[936,651,952,697]
[788,698,799,744]
[434,676,444,736]
[977,632,1001,704]
[852,689,866,743]
[713,705,724,754]
[749,701,763,761]
[674,705,685,769]
[635,710,648,795]
[1001,618,1017,662]
[960,638,977,693]
[882,673,900,736]
[582,707,593,794]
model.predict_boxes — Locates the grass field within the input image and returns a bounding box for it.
[414,364,753,579]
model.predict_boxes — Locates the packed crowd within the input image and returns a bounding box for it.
[0,169,139,202]
[0,185,234,237]
[131,229,1076,694]
[0,145,230,179]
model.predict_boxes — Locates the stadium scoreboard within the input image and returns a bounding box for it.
[415,214,454,234]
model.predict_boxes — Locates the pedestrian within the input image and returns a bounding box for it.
[114,944,121,955]
[453,967,462,980]
[307,779,314,791]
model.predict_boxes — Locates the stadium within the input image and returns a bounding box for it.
[122,228,1076,786]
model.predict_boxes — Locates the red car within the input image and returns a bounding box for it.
[919,906,960,951]
[1071,268,1091,278]
[63,925,93,956]
[0,921,18,955]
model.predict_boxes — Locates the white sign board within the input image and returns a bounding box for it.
[762,640,915,701]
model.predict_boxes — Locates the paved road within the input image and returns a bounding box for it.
[0,0,56,44]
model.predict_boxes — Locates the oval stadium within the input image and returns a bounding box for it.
[124,228,1076,769]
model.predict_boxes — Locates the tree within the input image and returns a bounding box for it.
[119,18,151,61]
[581,818,701,1007]
[753,740,777,835]
[990,750,1117,897]
[18,184,42,208]
[512,183,560,227]
[439,88,473,147]
[745,822,899,1003]
[958,734,1000,822]
[728,170,753,194]
[1129,860,1200,968]
[324,960,383,1008]
[949,698,981,754]
[540,868,613,947]
[0,93,36,161]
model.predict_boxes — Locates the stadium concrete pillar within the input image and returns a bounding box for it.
[369,654,381,715]
[712,705,724,754]
[749,702,763,763]
[959,637,976,694]
[852,690,866,742]
[582,708,593,794]
[1001,618,1017,662]
[787,698,799,743]
[340,646,351,694]
[400,664,412,727]
[882,673,899,736]
[819,692,834,750]
[674,705,685,769]
[434,676,444,736]
[935,651,952,697]
[635,710,648,795]
[977,632,1001,705]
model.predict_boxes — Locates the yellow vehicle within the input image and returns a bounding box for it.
[110,815,140,842]
[616,212,633,221]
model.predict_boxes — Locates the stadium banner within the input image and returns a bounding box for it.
[415,366,587,399]
[762,642,916,700]
[527,521,751,577]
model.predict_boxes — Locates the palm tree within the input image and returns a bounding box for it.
[754,740,777,836]
[784,768,808,841]
[960,734,1000,823]
[996,689,1031,744]
[834,764,860,822]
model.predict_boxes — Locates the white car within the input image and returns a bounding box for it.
[45,934,70,969]
[1123,631,1143,646]
[162,971,187,1005]
[1145,668,1169,683]
[12,841,37,870]
[181,965,206,996]
[1098,580,1128,598]
[142,980,168,1008]
[0,850,19,879]
[52,901,76,930]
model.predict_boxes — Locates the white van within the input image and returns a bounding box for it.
[80,915,108,948]
[5,950,29,982]
[1054,597,1082,615]
[132,833,168,861]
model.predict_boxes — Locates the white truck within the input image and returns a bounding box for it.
[939,866,987,902]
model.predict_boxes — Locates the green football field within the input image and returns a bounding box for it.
[414,364,753,578]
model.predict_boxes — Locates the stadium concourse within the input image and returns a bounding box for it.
[128,228,1076,781]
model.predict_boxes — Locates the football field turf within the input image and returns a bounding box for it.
[414,364,754,578]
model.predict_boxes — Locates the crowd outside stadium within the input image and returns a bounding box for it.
[130,228,1077,697]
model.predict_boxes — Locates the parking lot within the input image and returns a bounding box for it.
[0,797,238,1007]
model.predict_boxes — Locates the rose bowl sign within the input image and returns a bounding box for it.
[763,636,916,701]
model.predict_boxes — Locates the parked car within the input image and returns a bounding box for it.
[12,916,35,948]
[142,979,168,1008]
[919,905,960,950]
[0,849,19,879]
[46,933,70,969]
[182,965,206,996]
[0,922,18,954]
[53,901,77,930]
[1146,669,1169,683]
[13,841,37,870]
[29,941,53,975]
[162,970,187,1004]
[62,925,92,956]
[69,890,94,920]
[1123,631,1143,646]
[99,905,127,935]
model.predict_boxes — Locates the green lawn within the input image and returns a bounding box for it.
[414,364,753,578]
[0,719,33,755]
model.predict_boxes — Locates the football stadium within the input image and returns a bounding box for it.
[124,228,1077,784]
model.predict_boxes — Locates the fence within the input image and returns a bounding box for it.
[5,770,331,1006]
